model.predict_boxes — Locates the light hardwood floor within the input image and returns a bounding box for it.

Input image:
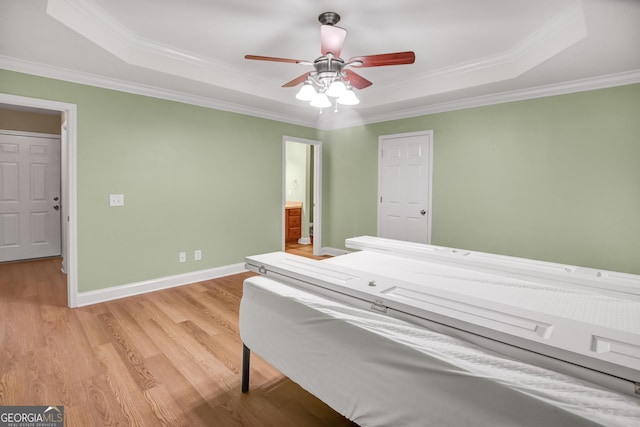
[284,242,330,260]
[0,257,357,426]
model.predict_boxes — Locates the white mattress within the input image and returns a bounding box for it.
[245,250,640,386]
[325,251,640,334]
[345,236,640,301]
[240,275,640,427]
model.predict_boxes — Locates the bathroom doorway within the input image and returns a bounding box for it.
[283,136,322,256]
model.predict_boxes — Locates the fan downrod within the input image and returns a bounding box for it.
[318,12,340,26]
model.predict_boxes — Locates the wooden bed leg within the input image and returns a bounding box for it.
[241,343,250,393]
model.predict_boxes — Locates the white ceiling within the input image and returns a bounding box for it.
[1,0,639,129]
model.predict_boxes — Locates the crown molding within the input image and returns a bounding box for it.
[0,55,316,128]
[323,69,640,130]
[2,55,638,131]
[368,2,588,106]
[46,0,588,109]
[46,0,290,100]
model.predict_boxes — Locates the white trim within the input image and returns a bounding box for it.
[45,0,290,104]
[368,1,587,107]
[327,70,640,130]
[320,247,349,257]
[43,0,588,114]
[283,136,323,256]
[378,130,434,244]
[0,93,78,308]
[3,54,639,131]
[0,55,313,129]
[76,263,246,307]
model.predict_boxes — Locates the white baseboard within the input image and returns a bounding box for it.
[320,247,351,257]
[77,263,246,307]
[298,237,311,245]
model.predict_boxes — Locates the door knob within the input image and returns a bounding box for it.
[420,209,426,216]
[54,205,60,211]
[53,196,59,201]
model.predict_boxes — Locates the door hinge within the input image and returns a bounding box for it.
[371,298,387,313]
[380,196,383,203]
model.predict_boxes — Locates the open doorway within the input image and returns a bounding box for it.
[283,136,322,257]
[0,93,78,307]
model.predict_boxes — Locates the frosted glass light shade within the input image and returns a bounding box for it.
[310,92,331,108]
[337,89,359,105]
[296,83,317,101]
[326,80,347,97]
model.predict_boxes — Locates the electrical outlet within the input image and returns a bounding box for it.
[179,251,186,263]
[194,250,202,261]
[109,194,124,207]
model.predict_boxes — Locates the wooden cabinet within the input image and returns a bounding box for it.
[285,202,302,243]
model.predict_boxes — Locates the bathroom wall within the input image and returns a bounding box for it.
[285,140,311,241]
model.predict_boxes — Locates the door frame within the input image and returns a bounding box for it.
[0,93,78,307]
[377,130,434,244]
[282,136,323,256]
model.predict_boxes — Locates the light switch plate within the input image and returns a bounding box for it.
[109,194,124,207]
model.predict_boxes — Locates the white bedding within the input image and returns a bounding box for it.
[245,250,640,386]
[325,250,640,334]
[240,275,640,427]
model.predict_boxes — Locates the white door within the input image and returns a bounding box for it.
[0,131,61,262]
[378,131,433,244]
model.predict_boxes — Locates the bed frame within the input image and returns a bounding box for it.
[240,237,640,425]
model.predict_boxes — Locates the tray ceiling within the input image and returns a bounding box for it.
[1,0,639,129]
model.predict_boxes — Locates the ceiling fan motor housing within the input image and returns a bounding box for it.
[318,12,340,26]
[314,55,345,87]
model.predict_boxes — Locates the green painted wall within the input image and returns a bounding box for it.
[2,69,638,290]
[321,126,379,247]
[323,84,640,274]
[0,70,318,291]
[285,141,311,239]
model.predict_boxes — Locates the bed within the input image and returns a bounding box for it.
[240,236,640,426]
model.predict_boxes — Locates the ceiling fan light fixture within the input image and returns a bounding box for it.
[310,92,331,108]
[245,11,415,112]
[337,89,359,105]
[326,80,347,97]
[296,82,317,101]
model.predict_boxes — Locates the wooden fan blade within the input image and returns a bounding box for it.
[343,69,372,89]
[245,55,309,64]
[283,72,312,88]
[320,25,347,57]
[349,51,415,67]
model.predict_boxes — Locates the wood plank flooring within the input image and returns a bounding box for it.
[284,242,330,260]
[0,257,357,426]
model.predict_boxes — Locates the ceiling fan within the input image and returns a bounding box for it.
[245,12,415,109]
